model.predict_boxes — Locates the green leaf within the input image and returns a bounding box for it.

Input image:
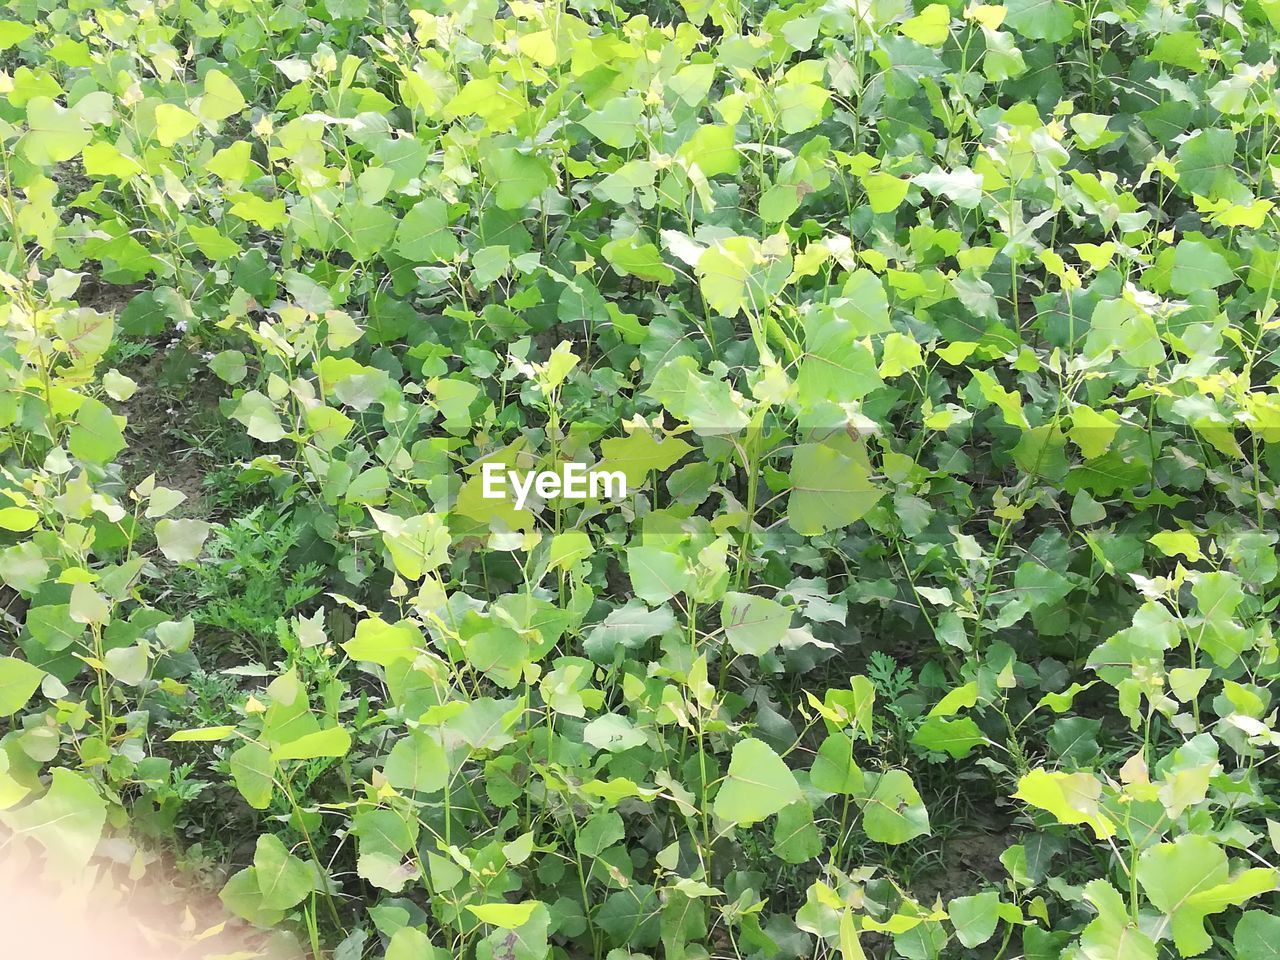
[368,510,449,580]
[948,891,1000,948]
[912,716,985,758]
[188,224,241,261]
[859,769,930,844]
[1171,240,1235,297]
[56,307,114,362]
[597,430,692,487]
[230,194,286,229]
[647,355,749,436]
[85,140,142,180]
[207,140,256,181]
[1070,405,1120,459]
[384,729,448,794]
[810,733,864,795]
[2,768,106,873]
[167,725,238,742]
[1071,113,1119,150]
[483,148,553,209]
[1150,32,1203,72]
[1149,530,1202,562]
[68,397,125,464]
[720,592,790,657]
[343,616,422,666]
[272,726,352,761]
[1176,129,1237,199]
[971,369,1028,429]
[1004,0,1075,41]
[774,800,822,863]
[696,235,792,318]
[676,124,739,178]
[602,232,675,284]
[861,172,910,213]
[209,349,248,384]
[548,531,593,571]
[219,867,284,927]
[396,198,460,262]
[1137,836,1276,957]
[0,507,39,532]
[583,96,645,148]
[468,900,542,929]
[155,518,211,563]
[254,834,313,911]
[900,4,950,45]
[789,444,883,536]
[0,21,35,48]
[1080,879,1155,960]
[21,97,91,164]
[914,165,985,208]
[104,644,148,685]
[1235,911,1280,960]
[582,713,646,753]
[1083,298,1164,366]
[929,681,978,717]
[583,601,677,660]
[198,68,246,120]
[387,928,445,960]
[775,81,829,134]
[154,103,201,146]
[1014,769,1114,838]
[713,737,802,826]
[103,369,137,401]
[982,27,1026,81]
[879,331,924,377]
[627,546,692,605]
[230,741,275,810]
[0,656,44,714]
[796,301,884,406]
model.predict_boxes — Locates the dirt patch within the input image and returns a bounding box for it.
[77,275,144,316]
[913,814,1019,904]
[68,267,220,510]
[115,346,230,518]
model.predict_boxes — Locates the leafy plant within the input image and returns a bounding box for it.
[173,505,327,664]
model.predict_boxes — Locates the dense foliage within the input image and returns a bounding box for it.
[0,0,1279,957]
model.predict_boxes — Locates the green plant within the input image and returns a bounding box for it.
[174,506,326,665]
